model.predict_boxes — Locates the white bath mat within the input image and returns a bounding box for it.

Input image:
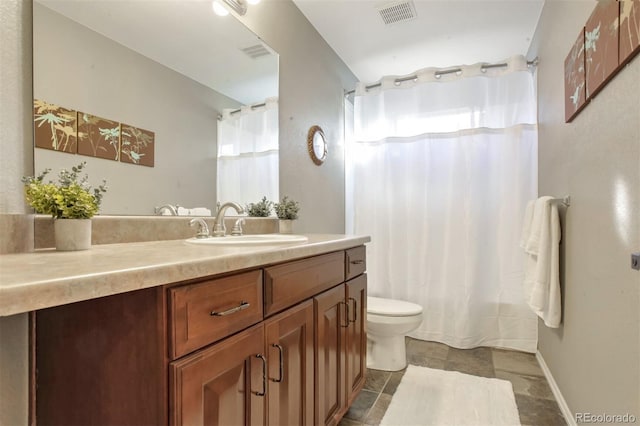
[380,365,521,426]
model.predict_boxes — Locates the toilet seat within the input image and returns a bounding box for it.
[368,296,423,316]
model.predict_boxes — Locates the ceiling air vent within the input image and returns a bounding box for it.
[377,0,417,25]
[241,43,272,59]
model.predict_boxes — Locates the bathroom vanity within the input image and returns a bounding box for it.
[0,234,368,426]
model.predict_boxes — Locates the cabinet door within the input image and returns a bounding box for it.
[170,324,266,426]
[346,274,367,405]
[314,284,348,426]
[264,300,314,426]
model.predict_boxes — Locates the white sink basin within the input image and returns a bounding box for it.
[186,234,308,246]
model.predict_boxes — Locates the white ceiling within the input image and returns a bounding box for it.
[292,0,546,83]
[37,0,547,99]
[36,0,278,105]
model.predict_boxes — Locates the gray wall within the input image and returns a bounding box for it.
[0,0,33,424]
[34,3,240,215]
[0,0,356,423]
[238,0,358,233]
[529,0,639,420]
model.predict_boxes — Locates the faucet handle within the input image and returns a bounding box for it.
[230,218,245,236]
[189,218,210,239]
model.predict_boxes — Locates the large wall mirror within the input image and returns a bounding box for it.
[33,0,279,215]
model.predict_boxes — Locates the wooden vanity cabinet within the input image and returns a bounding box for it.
[34,246,366,426]
[314,258,367,426]
[35,286,168,426]
[314,284,348,426]
[169,323,266,426]
[314,278,367,426]
[170,297,315,426]
[345,274,367,406]
[264,300,314,426]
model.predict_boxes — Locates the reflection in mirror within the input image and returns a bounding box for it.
[217,98,279,209]
[33,0,278,215]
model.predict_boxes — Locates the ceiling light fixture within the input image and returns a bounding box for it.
[212,0,249,16]
[212,0,229,16]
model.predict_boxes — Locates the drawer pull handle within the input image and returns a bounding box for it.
[350,260,364,265]
[349,297,357,323]
[340,301,350,328]
[210,301,250,316]
[254,354,267,396]
[271,344,284,383]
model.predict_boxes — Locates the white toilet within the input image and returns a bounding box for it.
[366,296,423,371]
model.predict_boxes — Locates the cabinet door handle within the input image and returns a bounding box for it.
[253,354,267,396]
[271,344,284,383]
[348,297,357,324]
[350,260,364,265]
[210,301,250,316]
[340,301,350,328]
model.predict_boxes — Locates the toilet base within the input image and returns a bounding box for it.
[367,334,408,371]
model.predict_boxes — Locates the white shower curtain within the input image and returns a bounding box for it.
[217,97,278,207]
[346,56,538,352]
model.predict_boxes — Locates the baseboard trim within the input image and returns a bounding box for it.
[536,351,576,426]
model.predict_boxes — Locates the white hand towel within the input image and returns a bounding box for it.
[520,200,535,252]
[522,197,562,328]
[190,207,212,216]
[177,207,191,216]
[524,196,552,255]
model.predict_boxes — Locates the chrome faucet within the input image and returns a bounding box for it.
[230,218,245,236]
[155,204,178,216]
[213,202,245,237]
[189,218,210,239]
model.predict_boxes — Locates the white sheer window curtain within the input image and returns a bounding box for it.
[217,97,279,206]
[346,56,538,352]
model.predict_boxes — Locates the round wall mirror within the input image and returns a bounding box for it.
[307,125,327,165]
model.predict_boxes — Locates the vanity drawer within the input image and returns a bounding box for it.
[264,251,345,316]
[169,270,263,359]
[346,246,366,280]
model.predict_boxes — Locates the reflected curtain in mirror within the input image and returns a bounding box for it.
[217,98,279,207]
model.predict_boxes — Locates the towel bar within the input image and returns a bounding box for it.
[551,196,570,207]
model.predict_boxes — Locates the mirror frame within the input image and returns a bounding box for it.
[307,125,327,166]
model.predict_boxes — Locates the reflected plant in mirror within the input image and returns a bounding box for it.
[246,196,273,217]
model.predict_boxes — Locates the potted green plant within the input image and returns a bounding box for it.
[274,195,300,234]
[22,162,107,251]
[246,196,273,217]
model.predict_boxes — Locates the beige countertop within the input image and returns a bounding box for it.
[0,234,370,317]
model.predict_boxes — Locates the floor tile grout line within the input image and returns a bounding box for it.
[362,372,392,422]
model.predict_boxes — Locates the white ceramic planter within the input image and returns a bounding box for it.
[278,219,294,234]
[54,219,92,251]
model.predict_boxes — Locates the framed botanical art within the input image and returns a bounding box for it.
[619,0,640,65]
[120,124,155,167]
[584,0,619,99]
[77,112,121,161]
[33,99,77,153]
[564,29,586,123]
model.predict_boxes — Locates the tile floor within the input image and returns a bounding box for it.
[338,337,567,426]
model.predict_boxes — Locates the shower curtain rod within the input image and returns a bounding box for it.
[217,102,267,120]
[344,57,539,96]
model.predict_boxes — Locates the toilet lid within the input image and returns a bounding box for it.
[367,296,423,316]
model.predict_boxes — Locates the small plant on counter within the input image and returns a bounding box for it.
[274,195,300,220]
[22,161,107,219]
[246,196,273,217]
